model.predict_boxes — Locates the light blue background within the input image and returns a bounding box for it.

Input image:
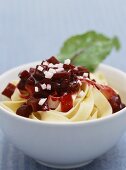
[0,0,126,169]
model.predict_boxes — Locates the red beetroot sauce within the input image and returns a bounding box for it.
[60,94,73,112]
[1,56,125,118]
[83,79,125,113]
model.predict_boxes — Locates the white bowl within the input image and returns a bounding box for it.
[0,62,126,169]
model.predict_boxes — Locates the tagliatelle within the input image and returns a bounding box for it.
[90,72,108,85]
[0,100,26,113]
[0,74,113,122]
[55,83,89,118]
[1,55,125,122]
[70,87,94,121]
[39,111,70,122]
[36,85,112,122]
[92,87,112,117]
[88,106,98,120]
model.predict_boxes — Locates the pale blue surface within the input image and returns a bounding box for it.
[0,0,126,169]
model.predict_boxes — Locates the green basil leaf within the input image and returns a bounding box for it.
[58,31,120,72]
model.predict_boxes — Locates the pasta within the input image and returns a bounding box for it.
[0,56,125,122]
[0,73,113,122]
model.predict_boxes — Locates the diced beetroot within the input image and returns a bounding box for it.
[51,82,61,95]
[60,94,73,112]
[19,70,30,80]
[27,97,40,112]
[33,69,44,81]
[25,77,35,96]
[52,72,70,80]
[40,78,51,85]
[78,66,89,72]
[27,77,35,86]
[17,80,26,91]
[63,64,75,70]
[2,56,125,114]
[16,104,33,118]
[60,79,69,92]
[29,68,35,74]
[67,81,80,93]
[47,56,59,64]
[2,83,16,98]
[70,73,78,81]
[33,83,43,98]
[77,66,89,76]
[34,89,49,98]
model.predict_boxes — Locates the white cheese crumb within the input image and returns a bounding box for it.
[49,63,63,68]
[35,86,39,92]
[77,76,83,79]
[86,77,90,80]
[55,64,58,67]
[56,63,63,68]
[83,73,89,77]
[77,80,82,86]
[41,83,47,90]
[64,59,71,65]
[49,68,56,74]
[74,67,78,70]
[38,98,47,106]
[44,71,54,79]
[78,91,85,97]
[43,61,48,66]
[37,65,43,72]
[47,84,51,90]
[48,63,55,68]
[56,68,64,72]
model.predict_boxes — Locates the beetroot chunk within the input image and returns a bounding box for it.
[47,56,59,64]
[27,97,40,112]
[16,104,33,118]
[17,80,26,91]
[52,72,70,81]
[19,70,30,80]
[29,68,35,74]
[33,69,45,81]
[25,77,35,96]
[63,64,75,70]
[2,83,16,98]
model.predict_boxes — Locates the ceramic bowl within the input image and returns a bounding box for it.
[0,62,126,169]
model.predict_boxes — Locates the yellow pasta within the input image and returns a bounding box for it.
[92,87,112,117]
[0,73,113,122]
[0,100,26,113]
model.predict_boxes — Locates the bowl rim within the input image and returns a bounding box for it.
[0,61,126,126]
